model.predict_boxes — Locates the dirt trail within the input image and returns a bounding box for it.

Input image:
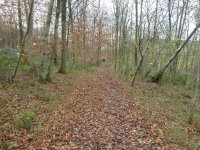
[40,66,169,149]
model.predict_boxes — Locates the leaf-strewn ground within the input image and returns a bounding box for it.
[42,66,172,149]
[0,65,185,149]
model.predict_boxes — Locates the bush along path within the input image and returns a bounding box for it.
[34,66,179,150]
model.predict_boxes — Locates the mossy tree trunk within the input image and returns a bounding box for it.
[40,0,54,81]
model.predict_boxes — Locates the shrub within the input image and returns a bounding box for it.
[17,80,30,89]
[175,74,188,85]
[13,111,35,130]
[161,73,188,86]
[0,48,19,82]
[28,65,39,76]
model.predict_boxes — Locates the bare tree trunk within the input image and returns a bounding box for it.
[168,0,172,40]
[17,0,23,51]
[114,0,119,70]
[171,0,189,82]
[59,0,67,74]
[23,0,34,48]
[46,0,61,81]
[189,42,200,124]
[12,0,34,81]
[23,0,29,22]
[40,0,54,81]
[131,42,149,87]
[97,0,102,65]
[27,0,34,48]
[82,0,87,65]
[68,0,76,64]
[134,0,138,66]
[153,0,159,41]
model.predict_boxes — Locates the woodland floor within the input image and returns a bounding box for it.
[0,65,198,149]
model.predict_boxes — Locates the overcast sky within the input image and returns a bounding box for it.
[0,0,197,34]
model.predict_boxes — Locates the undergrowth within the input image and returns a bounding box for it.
[13,110,36,130]
[66,63,99,74]
[115,67,200,149]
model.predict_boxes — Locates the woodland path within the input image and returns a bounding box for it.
[40,65,169,149]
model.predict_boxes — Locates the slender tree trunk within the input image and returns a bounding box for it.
[114,0,119,70]
[68,0,76,64]
[27,0,34,48]
[171,0,188,82]
[40,0,54,81]
[97,0,102,65]
[23,0,34,47]
[17,0,23,51]
[59,0,67,74]
[131,44,148,87]
[189,42,200,124]
[168,0,172,40]
[23,0,29,22]
[153,0,159,41]
[134,0,138,66]
[46,0,61,81]
[12,0,34,81]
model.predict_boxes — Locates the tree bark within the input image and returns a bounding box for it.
[12,0,34,81]
[134,0,138,66]
[59,0,67,74]
[68,0,76,64]
[17,0,23,51]
[114,0,119,70]
[40,0,54,81]
[189,41,200,124]
[131,45,148,87]
[46,0,61,81]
